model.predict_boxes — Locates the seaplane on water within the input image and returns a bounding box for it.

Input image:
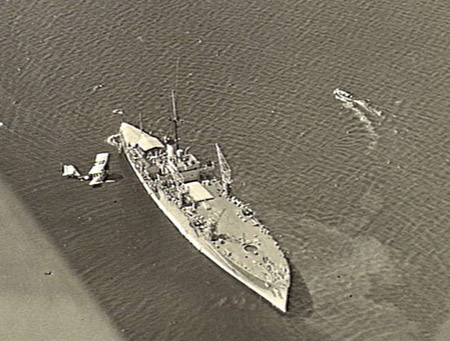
[88,152,110,186]
[61,164,82,179]
[62,152,112,186]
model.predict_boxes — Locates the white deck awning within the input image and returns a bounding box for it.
[120,122,164,151]
[186,181,214,202]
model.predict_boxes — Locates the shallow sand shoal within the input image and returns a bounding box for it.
[0,179,123,341]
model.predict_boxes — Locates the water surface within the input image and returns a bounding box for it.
[0,1,449,340]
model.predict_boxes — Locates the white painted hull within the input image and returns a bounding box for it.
[123,149,288,312]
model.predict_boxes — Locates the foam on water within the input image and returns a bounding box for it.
[336,92,386,150]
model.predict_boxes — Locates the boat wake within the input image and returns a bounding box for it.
[106,134,122,152]
[334,89,384,150]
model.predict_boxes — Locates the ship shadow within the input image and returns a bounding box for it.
[286,260,314,318]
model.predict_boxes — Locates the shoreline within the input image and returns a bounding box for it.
[0,177,123,341]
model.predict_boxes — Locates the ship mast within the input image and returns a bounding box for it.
[171,58,181,151]
[171,89,180,151]
[215,144,232,196]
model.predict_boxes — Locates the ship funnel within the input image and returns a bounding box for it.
[167,144,175,158]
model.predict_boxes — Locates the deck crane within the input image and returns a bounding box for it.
[215,144,232,196]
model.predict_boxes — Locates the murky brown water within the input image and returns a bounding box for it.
[1,0,449,340]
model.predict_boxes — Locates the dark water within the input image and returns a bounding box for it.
[1,0,449,340]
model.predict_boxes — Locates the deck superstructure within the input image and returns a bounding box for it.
[111,121,290,312]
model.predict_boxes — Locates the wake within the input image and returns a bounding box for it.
[334,89,384,150]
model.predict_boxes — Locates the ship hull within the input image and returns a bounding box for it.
[122,147,288,312]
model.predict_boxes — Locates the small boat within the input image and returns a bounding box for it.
[333,88,354,102]
[334,88,384,117]
[88,153,109,186]
[62,164,82,178]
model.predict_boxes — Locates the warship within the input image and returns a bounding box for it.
[108,92,290,312]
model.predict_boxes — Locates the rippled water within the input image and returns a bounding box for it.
[1,0,449,340]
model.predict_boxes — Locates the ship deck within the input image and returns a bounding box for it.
[118,122,290,310]
[193,180,289,287]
